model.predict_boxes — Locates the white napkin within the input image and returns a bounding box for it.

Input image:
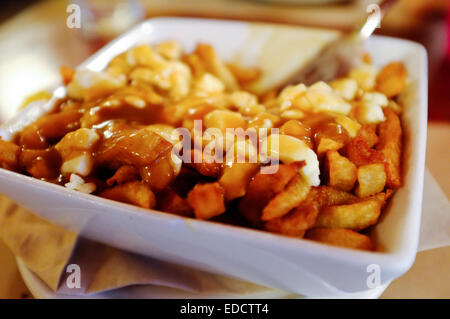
[418,169,450,251]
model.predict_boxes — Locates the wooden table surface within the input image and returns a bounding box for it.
[0,0,448,299]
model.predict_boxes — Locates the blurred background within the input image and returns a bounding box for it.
[0,0,448,121]
[0,0,448,299]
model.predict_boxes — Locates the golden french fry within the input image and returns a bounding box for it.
[19,110,82,149]
[265,196,319,237]
[376,62,407,98]
[20,148,61,179]
[279,120,313,148]
[182,53,207,78]
[326,150,357,191]
[261,175,311,221]
[95,127,173,169]
[227,63,262,86]
[195,43,239,91]
[314,122,349,155]
[264,185,354,237]
[185,151,224,178]
[204,109,246,133]
[100,181,156,209]
[156,188,193,217]
[219,163,260,202]
[334,115,361,138]
[315,193,385,230]
[239,163,302,226]
[139,156,175,192]
[355,163,386,198]
[0,139,21,171]
[357,124,378,148]
[306,228,374,250]
[187,182,226,220]
[248,112,281,130]
[316,138,344,156]
[385,188,395,201]
[55,128,100,160]
[377,108,402,188]
[316,185,357,207]
[106,165,139,186]
[346,137,384,167]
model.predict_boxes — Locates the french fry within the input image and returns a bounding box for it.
[195,44,239,91]
[357,124,378,148]
[100,181,156,209]
[376,108,402,188]
[169,167,205,197]
[239,163,302,226]
[35,110,82,139]
[187,182,226,220]
[227,63,262,86]
[0,139,21,171]
[306,228,374,250]
[219,163,260,201]
[316,185,357,207]
[20,148,61,179]
[156,188,193,217]
[106,165,139,186]
[279,120,313,148]
[19,110,82,149]
[204,109,246,134]
[346,138,384,167]
[182,53,206,78]
[55,128,100,160]
[385,188,395,201]
[185,153,224,178]
[259,88,279,104]
[261,175,311,221]
[314,122,348,155]
[334,115,361,138]
[95,127,173,169]
[326,150,357,191]
[265,192,319,237]
[315,193,385,230]
[375,62,407,98]
[355,163,386,198]
[140,155,175,192]
[316,138,344,156]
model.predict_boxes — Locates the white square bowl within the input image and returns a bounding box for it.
[0,18,427,297]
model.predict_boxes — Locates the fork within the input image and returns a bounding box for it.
[282,0,397,87]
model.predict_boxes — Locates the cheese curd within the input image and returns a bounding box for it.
[261,134,320,186]
[355,92,390,124]
[61,153,94,177]
[67,69,126,100]
[65,174,96,194]
[195,73,225,96]
[330,78,358,100]
[278,81,351,115]
[349,64,378,92]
